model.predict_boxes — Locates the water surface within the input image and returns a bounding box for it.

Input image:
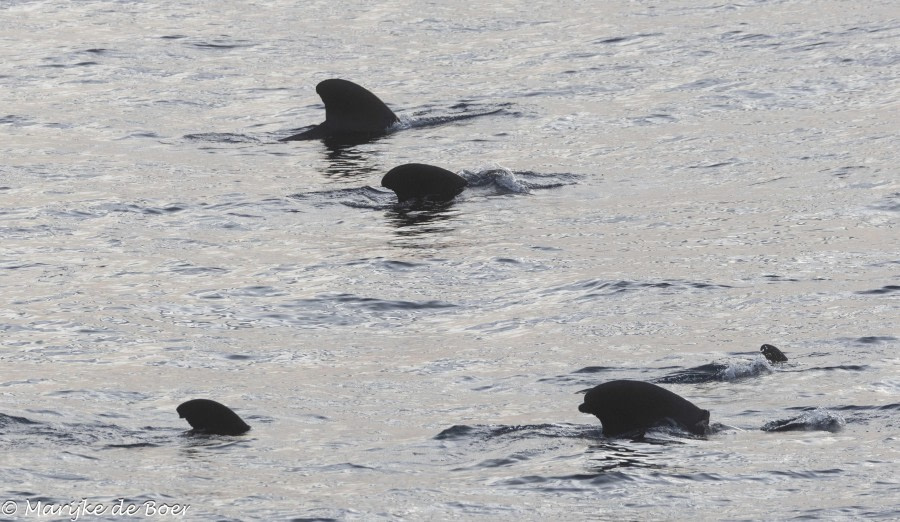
[1,1,898,520]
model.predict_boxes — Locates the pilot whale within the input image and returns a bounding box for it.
[760,343,787,363]
[281,79,400,142]
[177,399,251,435]
[281,78,505,144]
[382,163,468,203]
[578,380,710,437]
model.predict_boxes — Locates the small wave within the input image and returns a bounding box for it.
[656,357,775,384]
[459,165,579,196]
[512,170,581,190]
[103,442,160,449]
[328,293,456,311]
[852,336,896,344]
[97,202,186,215]
[544,278,731,301]
[194,285,288,299]
[460,165,531,195]
[435,423,602,442]
[804,365,869,372]
[717,358,776,380]
[820,402,900,413]
[0,414,170,450]
[0,261,52,271]
[493,471,634,489]
[399,102,512,131]
[856,285,900,295]
[654,364,729,384]
[40,61,99,68]
[0,413,41,428]
[183,133,261,143]
[762,273,800,281]
[308,462,377,473]
[0,115,35,126]
[584,442,669,474]
[592,33,662,45]
[174,291,460,330]
[869,193,900,212]
[761,409,846,433]
[164,261,229,276]
[289,186,394,210]
[190,40,256,50]
[375,259,427,270]
[571,366,618,375]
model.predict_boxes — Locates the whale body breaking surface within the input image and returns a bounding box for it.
[176,399,251,435]
[381,163,468,202]
[281,79,399,142]
[578,380,710,437]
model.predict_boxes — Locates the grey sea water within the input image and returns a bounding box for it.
[1,0,898,520]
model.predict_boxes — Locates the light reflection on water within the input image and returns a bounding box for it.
[2,0,899,519]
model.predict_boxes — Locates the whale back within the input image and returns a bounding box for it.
[578,380,710,437]
[381,163,468,202]
[177,399,251,435]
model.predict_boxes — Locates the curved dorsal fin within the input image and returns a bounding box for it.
[318,78,399,134]
[282,79,399,141]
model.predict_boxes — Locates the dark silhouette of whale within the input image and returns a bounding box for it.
[176,399,250,435]
[281,79,400,142]
[760,343,787,363]
[578,380,710,437]
[381,163,468,203]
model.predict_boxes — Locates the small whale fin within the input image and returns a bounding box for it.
[282,79,399,142]
[176,398,251,435]
[760,343,788,363]
[381,163,468,202]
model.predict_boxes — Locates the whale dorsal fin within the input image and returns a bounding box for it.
[176,398,251,435]
[282,79,399,142]
[318,78,399,135]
